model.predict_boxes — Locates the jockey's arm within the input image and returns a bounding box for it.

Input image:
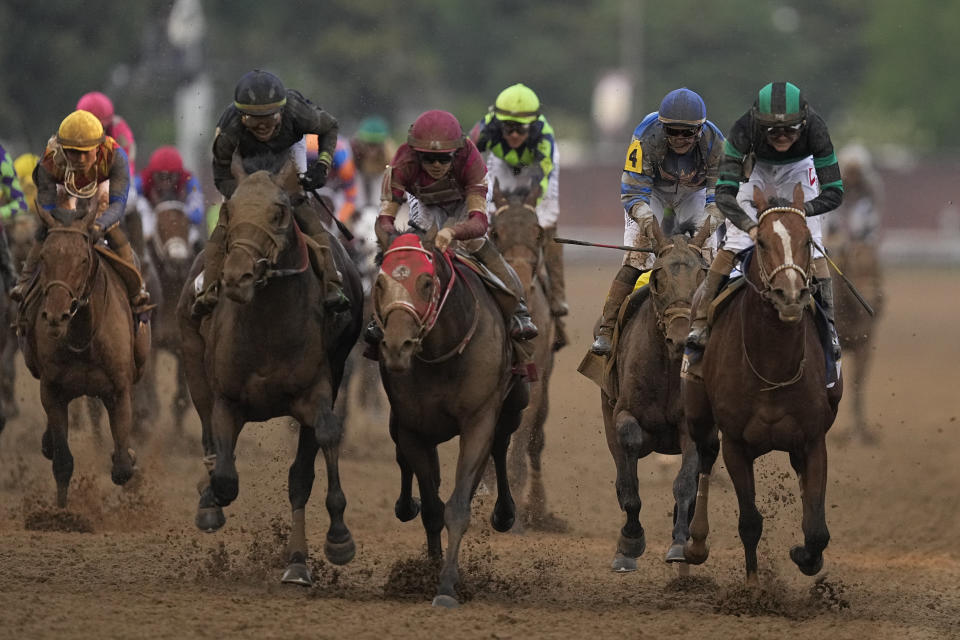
[94,148,131,232]
[714,137,757,234]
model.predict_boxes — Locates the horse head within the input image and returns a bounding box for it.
[489,178,543,292]
[373,222,445,372]
[220,154,300,304]
[151,185,194,282]
[36,196,99,339]
[647,217,711,357]
[751,183,812,323]
[7,213,38,268]
[348,204,381,296]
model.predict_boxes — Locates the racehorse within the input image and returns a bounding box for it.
[488,179,563,530]
[602,218,711,572]
[178,156,362,586]
[1,213,40,422]
[145,188,199,438]
[373,223,529,608]
[682,184,843,585]
[827,235,883,442]
[18,190,149,507]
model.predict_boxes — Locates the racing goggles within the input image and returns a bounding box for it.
[764,123,804,136]
[419,152,455,165]
[501,121,530,135]
[664,125,701,138]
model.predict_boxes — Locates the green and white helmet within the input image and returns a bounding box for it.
[753,82,807,127]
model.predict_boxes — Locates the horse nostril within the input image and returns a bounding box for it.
[238,273,255,286]
[41,310,48,321]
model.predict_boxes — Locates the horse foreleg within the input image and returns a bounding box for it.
[280,424,320,586]
[609,409,649,569]
[722,437,762,586]
[433,417,497,608]
[40,382,73,508]
[790,437,829,576]
[102,389,136,487]
[490,382,527,534]
[319,439,355,566]
[390,411,420,522]
[209,397,243,507]
[668,426,699,565]
[398,429,444,560]
[683,382,719,566]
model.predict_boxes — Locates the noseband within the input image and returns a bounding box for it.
[754,206,811,294]
[42,227,98,321]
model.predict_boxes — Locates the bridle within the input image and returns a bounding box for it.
[648,240,706,335]
[41,227,99,323]
[225,199,308,283]
[752,206,811,296]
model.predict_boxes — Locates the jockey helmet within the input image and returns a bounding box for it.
[57,110,105,151]
[838,143,872,170]
[145,146,185,175]
[233,70,287,116]
[14,153,39,182]
[658,88,706,128]
[753,82,807,127]
[407,110,464,152]
[76,91,115,127]
[355,116,390,143]
[494,83,541,124]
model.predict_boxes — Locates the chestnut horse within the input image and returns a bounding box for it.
[18,194,149,507]
[177,157,362,586]
[373,224,529,608]
[602,219,711,572]
[682,185,842,584]
[488,180,563,530]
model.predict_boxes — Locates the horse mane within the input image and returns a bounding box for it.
[752,193,793,211]
[241,153,289,175]
[375,223,428,267]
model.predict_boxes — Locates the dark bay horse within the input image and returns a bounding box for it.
[1,213,40,423]
[682,185,842,585]
[177,157,362,586]
[488,180,563,530]
[827,236,883,442]
[373,224,529,608]
[19,193,149,507]
[602,219,711,572]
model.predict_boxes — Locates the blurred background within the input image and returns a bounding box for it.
[2,0,958,261]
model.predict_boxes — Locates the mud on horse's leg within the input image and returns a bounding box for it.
[667,429,699,564]
[391,412,420,522]
[789,438,830,576]
[209,397,242,507]
[281,425,321,586]
[722,437,763,586]
[40,383,73,508]
[684,422,719,566]
[613,410,647,570]
[102,388,137,487]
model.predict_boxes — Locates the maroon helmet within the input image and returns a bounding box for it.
[407,110,464,152]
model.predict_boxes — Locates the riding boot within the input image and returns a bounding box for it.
[590,265,640,356]
[686,249,736,351]
[112,239,152,314]
[9,240,41,303]
[474,239,538,341]
[293,199,349,311]
[361,318,383,361]
[0,228,19,294]
[542,226,569,317]
[816,276,842,361]
[192,224,225,318]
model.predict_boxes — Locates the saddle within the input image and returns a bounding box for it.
[450,250,514,297]
[95,245,143,298]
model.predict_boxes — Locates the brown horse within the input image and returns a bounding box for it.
[1,213,40,422]
[18,195,149,507]
[373,223,529,608]
[177,157,362,586]
[827,236,883,442]
[488,180,563,530]
[146,192,199,437]
[602,219,712,572]
[682,184,842,585]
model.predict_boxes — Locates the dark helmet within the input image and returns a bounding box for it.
[233,70,287,116]
[407,110,464,152]
[753,82,807,127]
[658,88,706,128]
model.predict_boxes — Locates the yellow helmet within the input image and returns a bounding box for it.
[57,110,105,151]
[494,83,541,124]
[13,153,39,181]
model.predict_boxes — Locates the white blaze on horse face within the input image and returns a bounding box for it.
[772,219,800,289]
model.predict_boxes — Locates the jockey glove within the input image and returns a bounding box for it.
[300,161,329,190]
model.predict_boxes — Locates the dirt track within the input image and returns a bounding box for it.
[1,263,958,639]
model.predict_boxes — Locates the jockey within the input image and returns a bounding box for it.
[9,110,151,312]
[685,81,844,357]
[77,92,137,176]
[136,146,206,249]
[13,152,39,214]
[370,109,538,343]
[590,88,725,356]
[469,84,568,324]
[827,143,882,243]
[306,135,358,223]
[0,143,26,291]
[350,115,396,211]
[196,69,347,317]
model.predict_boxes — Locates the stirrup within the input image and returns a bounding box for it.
[363,320,383,345]
[324,286,350,312]
[685,324,709,350]
[510,314,538,341]
[591,333,612,356]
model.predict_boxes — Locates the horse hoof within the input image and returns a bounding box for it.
[790,545,824,576]
[431,594,460,609]
[324,535,356,566]
[665,543,686,563]
[41,429,53,460]
[683,540,709,565]
[490,509,515,533]
[617,531,646,559]
[195,506,226,532]
[395,497,420,522]
[280,562,313,587]
[611,552,637,573]
[210,474,239,506]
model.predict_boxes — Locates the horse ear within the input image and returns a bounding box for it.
[753,185,768,212]
[648,215,667,252]
[492,178,506,208]
[792,182,805,209]
[230,152,248,182]
[274,159,301,193]
[691,218,712,248]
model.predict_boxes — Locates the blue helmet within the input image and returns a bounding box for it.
[658,88,706,128]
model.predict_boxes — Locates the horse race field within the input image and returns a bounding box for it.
[1,261,957,639]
